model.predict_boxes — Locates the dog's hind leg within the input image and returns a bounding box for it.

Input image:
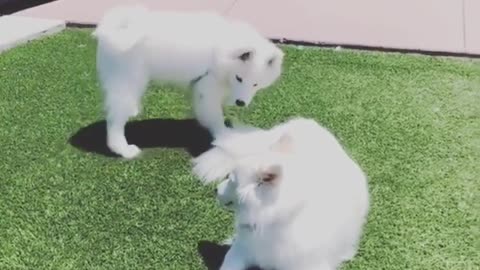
[104,79,147,159]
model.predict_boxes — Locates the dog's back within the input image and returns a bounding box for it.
[94,6,232,84]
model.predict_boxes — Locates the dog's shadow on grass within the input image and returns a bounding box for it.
[197,241,262,270]
[69,118,213,158]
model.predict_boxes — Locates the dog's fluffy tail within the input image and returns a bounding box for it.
[192,147,236,184]
[192,126,271,184]
[92,5,149,52]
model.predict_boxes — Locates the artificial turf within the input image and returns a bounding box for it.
[0,29,479,270]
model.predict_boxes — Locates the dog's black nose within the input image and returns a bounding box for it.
[235,99,245,107]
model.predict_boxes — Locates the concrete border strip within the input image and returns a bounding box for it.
[0,15,65,53]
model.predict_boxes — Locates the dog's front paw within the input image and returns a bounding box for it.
[108,137,142,159]
[224,117,245,129]
[121,144,142,159]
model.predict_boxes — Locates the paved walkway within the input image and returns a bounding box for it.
[0,15,64,52]
[9,0,480,55]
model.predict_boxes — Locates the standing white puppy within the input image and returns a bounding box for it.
[93,5,284,158]
[193,118,370,270]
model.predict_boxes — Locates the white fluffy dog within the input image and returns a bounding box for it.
[193,118,369,270]
[93,5,284,158]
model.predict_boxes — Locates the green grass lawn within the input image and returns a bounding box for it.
[0,29,479,270]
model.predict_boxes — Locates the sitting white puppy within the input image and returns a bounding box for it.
[193,118,369,270]
[93,5,284,159]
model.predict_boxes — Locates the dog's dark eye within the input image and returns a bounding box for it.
[253,83,258,87]
[235,75,243,83]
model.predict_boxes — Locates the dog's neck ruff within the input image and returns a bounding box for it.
[190,70,209,86]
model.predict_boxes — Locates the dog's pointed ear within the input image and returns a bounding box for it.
[270,133,293,154]
[259,164,282,184]
[231,47,256,62]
